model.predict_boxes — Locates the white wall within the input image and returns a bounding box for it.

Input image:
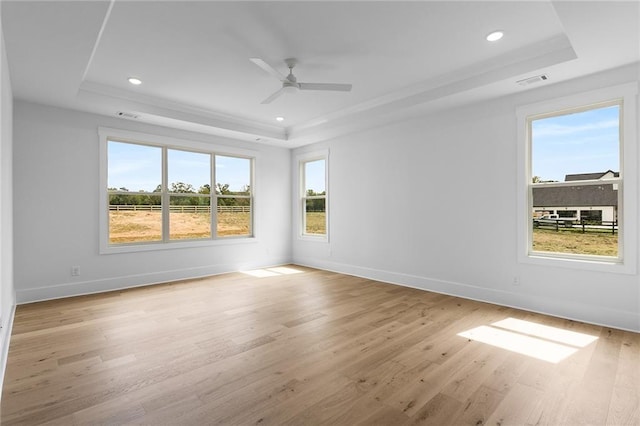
[13,101,292,302]
[293,64,640,332]
[0,5,16,393]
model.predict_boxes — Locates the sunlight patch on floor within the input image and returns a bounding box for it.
[268,266,304,275]
[458,317,598,363]
[241,266,305,278]
[491,317,598,347]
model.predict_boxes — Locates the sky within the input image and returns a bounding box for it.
[531,104,619,182]
[108,142,250,192]
[110,104,615,193]
[109,140,326,195]
[305,159,326,193]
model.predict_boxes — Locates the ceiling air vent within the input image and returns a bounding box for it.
[516,74,549,86]
[116,111,139,119]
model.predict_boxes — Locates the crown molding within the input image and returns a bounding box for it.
[78,81,288,143]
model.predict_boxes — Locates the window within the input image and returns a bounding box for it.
[530,102,620,257]
[100,128,255,252]
[517,83,637,272]
[215,155,252,237]
[168,149,212,240]
[299,152,328,238]
[107,141,163,244]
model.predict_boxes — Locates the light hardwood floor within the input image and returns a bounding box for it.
[2,266,638,425]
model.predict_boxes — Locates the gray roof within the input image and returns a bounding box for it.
[533,184,618,208]
[564,170,619,181]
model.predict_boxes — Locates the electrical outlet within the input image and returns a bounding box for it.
[512,276,520,286]
[71,266,81,276]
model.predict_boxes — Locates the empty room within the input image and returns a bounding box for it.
[0,1,638,425]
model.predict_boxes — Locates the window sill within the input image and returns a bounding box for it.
[298,234,329,243]
[100,236,258,255]
[520,252,635,275]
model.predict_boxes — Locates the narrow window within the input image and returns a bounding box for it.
[215,155,252,237]
[108,141,162,244]
[301,158,327,237]
[168,149,212,240]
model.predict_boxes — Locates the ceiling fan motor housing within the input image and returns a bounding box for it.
[283,80,300,93]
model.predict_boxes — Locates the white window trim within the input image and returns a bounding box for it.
[99,127,258,254]
[516,83,638,274]
[296,149,329,242]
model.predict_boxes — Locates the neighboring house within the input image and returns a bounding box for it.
[532,170,619,223]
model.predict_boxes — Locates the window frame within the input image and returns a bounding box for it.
[516,83,638,274]
[214,154,254,239]
[297,149,329,241]
[167,147,214,241]
[99,127,257,254]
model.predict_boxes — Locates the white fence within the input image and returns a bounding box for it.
[109,205,250,213]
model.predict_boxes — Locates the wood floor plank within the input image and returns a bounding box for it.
[484,382,546,426]
[558,327,623,425]
[447,384,508,426]
[606,331,640,425]
[2,265,638,425]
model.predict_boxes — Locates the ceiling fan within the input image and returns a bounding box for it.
[250,57,352,104]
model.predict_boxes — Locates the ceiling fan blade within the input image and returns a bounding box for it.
[261,87,286,104]
[299,82,352,92]
[250,58,286,81]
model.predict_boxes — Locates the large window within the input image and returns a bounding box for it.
[517,83,637,272]
[530,102,621,258]
[101,129,254,251]
[299,153,328,238]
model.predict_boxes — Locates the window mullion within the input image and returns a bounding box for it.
[301,197,307,236]
[161,147,170,242]
[214,155,218,240]
[531,178,621,189]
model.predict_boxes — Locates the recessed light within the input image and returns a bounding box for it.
[276,116,284,122]
[486,31,504,42]
[128,77,142,85]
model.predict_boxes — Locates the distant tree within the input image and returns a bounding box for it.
[305,189,326,212]
[138,191,161,206]
[216,183,235,206]
[216,183,230,195]
[170,182,195,193]
[108,187,130,205]
[532,176,559,183]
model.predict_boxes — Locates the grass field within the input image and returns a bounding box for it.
[532,228,617,256]
[111,211,615,256]
[109,211,250,244]
[305,212,326,235]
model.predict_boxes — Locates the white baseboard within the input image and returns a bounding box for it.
[16,258,291,304]
[0,301,16,401]
[294,257,640,333]
[15,256,639,331]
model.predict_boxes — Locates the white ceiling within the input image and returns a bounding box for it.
[2,1,638,147]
